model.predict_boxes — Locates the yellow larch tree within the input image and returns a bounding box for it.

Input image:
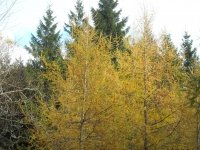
[33,25,130,150]
[158,33,193,149]
[118,15,187,149]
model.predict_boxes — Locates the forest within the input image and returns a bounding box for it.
[1,0,200,149]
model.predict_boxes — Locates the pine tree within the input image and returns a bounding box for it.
[181,32,197,73]
[25,6,62,68]
[91,0,129,51]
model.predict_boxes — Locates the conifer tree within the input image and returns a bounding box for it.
[181,33,200,149]
[181,32,197,73]
[118,16,187,149]
[160,33,181,66]
[34,26,125,149]
[64,0,85,36]
[25,6,63,100]
[91,0,129,51]
[64,0,87,58]
[25,6,62,69]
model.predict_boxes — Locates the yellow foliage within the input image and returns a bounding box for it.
[31,18,199,150]
[118,22,189,149]
[34,26,131,149]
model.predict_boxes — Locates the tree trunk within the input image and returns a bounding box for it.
[196,114,200,150]
[79,47,89,150]
[143,36,148,150]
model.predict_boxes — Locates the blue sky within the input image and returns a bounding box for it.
[2,0,200,62]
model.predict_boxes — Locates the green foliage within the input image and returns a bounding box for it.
[188,76,200,108]
[64,0,85,36]
[181,32,197,73]
[25,6,62,69]
[91,0,129,51]
[25,6,65,100]
[64,0,90,58]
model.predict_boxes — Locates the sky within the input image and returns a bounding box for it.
[2,0,200,62]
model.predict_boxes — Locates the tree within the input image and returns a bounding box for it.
[181,32,197,73]
[64,0,85,36]
[25,6,64,100]
[181,33,200,150]
[118,16,188,149]
[25,6,62,69]
[33,25,131,149]
[159,34,197,148]
[0,35,34,149]
[0,2,35,148]
[64,0,88,58]
[91,0,129,51]
[188,74,200,150]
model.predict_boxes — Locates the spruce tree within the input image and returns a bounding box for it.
[91,0,129,51]
[181,32,197,73]
[25,6,62,68]
[181,33,200,149]
[25,6,63,100]
[64,0,85,36]
[64,0,89,58]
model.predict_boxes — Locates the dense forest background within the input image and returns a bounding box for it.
[1,0,200,149]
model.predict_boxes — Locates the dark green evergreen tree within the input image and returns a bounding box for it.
[64,0,85,36]
[181,34,200,147]
[25,6,63,100]
[25,6,62,69]
[181,32,197,73]
[91,0,129,69]
[91,0,129,51]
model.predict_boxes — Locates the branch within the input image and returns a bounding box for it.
[0,0,17,23]
[0,88,35,96]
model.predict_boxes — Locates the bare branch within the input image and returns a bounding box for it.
[0,0,17,28]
